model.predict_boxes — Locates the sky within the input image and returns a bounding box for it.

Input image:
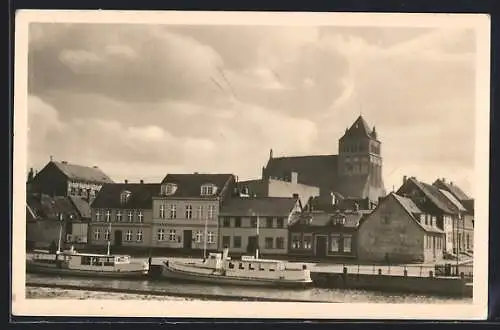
[26,23,477,197]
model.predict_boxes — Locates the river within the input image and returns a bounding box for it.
[25,274,472,304]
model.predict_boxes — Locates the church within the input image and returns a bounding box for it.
[261,115,386,210]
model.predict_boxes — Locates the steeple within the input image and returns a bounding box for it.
[269,148,273,159]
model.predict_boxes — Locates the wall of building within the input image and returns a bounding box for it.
[219,227,288,255]
[151,198,220,250]
[357,196,428,263]
[67,223,88,244]
[30,163,68,197]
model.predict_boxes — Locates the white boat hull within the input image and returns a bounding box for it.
[160,263,313,289]
[26,261,149,279]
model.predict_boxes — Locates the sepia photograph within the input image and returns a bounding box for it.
[12,10,490,319]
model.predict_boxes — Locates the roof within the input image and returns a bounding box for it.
[438,189,467,212]
[293,210,364,228]
[161,173,235,198]
[219,197,298,217]
[27,194,81,220]
[91,183,161,209]
[340,115,377,140]
[51,161,114,184]
[399,178,458,214]
[68,196,92,218]
[433,179,470,201]
[263,154,338,190]
[389,193,444,234]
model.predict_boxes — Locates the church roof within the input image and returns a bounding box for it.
[340,115,377,140]
[263,154,338,190]
[50,161,114,184]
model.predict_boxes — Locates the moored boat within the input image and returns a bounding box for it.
[26,249,149,279]
[160,248,313,288]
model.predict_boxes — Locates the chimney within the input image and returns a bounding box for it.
[290,171,298,184]
[124,179,128,184]
[140,179,144,184]
[442,178,446,183]
[194,172,199,174]
[450,181,453,186]
[292,193,299,200]
[93,165,98,168]
[62,161,68,164]
[269,148,273,159]
[403,175,407,184]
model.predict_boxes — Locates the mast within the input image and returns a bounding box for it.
[203,213,208,259]
[107,221,111,256]
[255,214,260,259]
[57,212,63,253]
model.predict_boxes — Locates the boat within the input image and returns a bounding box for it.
[160,247,313,288]
[26,248,150,279]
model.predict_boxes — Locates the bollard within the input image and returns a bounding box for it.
[404,269,408,277]
[378,268,382,275]
[429,270,434,278]
[343,266,348,283]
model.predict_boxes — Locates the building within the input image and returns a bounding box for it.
[288,209,365,260]
[237,172,320,207]
[396,176,460,255]
[433,179,474,254]
[89,182,160,251]
[261,115,386,208]
[219,197,301,256]
[26,193,90,250]
[29,159,114,202]
[357,193,445,264]
[151,173,236,254]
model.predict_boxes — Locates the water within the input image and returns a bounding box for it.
[26,274,471,304]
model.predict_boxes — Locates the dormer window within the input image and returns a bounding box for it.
[120,190,131,204]
[161,183,177,196]
[201,184,218,196]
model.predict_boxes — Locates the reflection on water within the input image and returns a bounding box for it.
[26,274,471,304]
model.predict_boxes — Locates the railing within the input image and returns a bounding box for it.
[312,263,473,279]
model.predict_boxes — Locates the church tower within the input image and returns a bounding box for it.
[337,115,385,203]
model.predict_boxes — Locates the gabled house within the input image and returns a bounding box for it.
[219,196,301,256]
[396,176,459,254]
[357,193,445,263]
[89,181,160,250]
[151,173,236,253]
[29,160,114,202]
[288,208,366,260]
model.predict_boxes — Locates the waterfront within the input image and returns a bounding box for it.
[26,274,472,304]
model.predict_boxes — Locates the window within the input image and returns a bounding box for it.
[330,235,340,252]
[116,211,122,222]
[251,217,257,228]
[208,232,215,244]
[222,236,230,248]
[120,191,131,204]
[161,183,177,196]
[71,187,77,195]
[266,217,273,228]
[185,205,193,219]
[95,210,101,222]
[234,217,241,228]
[383,214,390,224]
[195,231,203,243]
[136,230,143,242]
[291,234,301,249]
[128,211,134,222]
[169,230,176,241]
[196,206,203,219]
[343,235,352,253]
[159,204,165,219]
[201,184,217,196]
[126,230,132,241]
[233,236,242,248]
[276,218,284,228]
[170,205,176,219]
[104,229,110,241]
[138,211,143,223]
[265,237,273,249]
[105,210,111,222]
[303,235,312,249]
[157,229,165,241]
[208,205,215,219]
[466,234,470,249]
[94,229,100,240]
[223,217,230,227]
[276,237,285,249]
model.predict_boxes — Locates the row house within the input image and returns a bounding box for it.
[357,193,444,264]
[151,173,236,253]
[219,197,301,256]
[29,159,114,202]
[89,182,160,249]
[288,208,365,260]
[26,193,90,250]
[396,176,459,255]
